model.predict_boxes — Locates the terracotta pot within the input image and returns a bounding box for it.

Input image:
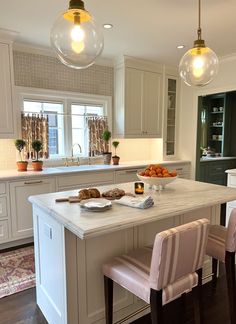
[16,161,28,172]
[112,156,120,165]
[32,161,43,171]
[103,152,112,165]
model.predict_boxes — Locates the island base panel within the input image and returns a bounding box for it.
[33,204,220,324]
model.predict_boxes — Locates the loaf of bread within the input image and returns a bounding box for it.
[78,188,101,200]
[78,189,91,200]
[88,188,101,198]
[102,188,125,200]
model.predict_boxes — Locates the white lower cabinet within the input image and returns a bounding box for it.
[10,178,56,239]
[115,168,143,184]
[57,171,114,191]
[0,220,9,241]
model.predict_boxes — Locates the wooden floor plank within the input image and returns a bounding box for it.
[0,275,230,324]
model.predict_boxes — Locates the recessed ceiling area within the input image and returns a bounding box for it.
[0,0,235,65]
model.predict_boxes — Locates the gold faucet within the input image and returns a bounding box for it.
[64,143,82,166]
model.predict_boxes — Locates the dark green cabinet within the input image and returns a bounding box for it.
[199,159,236,186]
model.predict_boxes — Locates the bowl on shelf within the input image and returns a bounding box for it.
[137,174,178,189]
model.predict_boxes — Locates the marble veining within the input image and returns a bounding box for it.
[29,178,236,240]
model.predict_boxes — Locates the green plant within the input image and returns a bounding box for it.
[14,139,26,162]
[32,139,43,161]
[112,141,119,157]
[102,130,111,152]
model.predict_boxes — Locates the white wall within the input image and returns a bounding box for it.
[178,54,236,179]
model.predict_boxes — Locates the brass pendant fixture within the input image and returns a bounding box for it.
[179,0,219,87]
[50,0,104,69]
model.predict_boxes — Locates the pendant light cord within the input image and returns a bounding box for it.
[197,0,202,40]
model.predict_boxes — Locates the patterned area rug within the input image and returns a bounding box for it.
[0,246,35,298]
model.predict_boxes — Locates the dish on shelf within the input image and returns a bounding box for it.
[80,198,112,212]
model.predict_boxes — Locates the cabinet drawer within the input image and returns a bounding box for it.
[115,169,143,184]
[228,175,236,188]
[0,183,6,195]
[208,164,225,176]
[57,171,114,189]
[0,197,7,218]
[0,220,9,242]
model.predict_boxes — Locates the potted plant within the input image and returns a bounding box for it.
[32,139,43,171]
[112,141,120,165]
[14,139,28,172]
[102,129,112,164]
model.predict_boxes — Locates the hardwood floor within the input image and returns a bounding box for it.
[0,274,230,324]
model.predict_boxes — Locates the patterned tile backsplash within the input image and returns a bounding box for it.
[13,51,114,96]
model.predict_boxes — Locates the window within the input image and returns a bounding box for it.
[23,100,65,157]
[19,88,111,159]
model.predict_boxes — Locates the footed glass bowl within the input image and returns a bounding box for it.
[137,174,177,189]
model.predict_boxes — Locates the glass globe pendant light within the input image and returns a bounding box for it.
[50,0,104,69]
[179,0,219,87]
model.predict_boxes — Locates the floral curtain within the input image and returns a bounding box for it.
[87,117,108,156]
[21,113,49,159]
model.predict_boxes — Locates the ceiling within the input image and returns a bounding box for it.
[0,0,236,66]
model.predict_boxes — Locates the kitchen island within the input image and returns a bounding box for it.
[29,179,236,324]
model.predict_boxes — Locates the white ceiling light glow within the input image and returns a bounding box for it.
[50,0,104,69]
[103,24,113,29]
[179,0,219,87]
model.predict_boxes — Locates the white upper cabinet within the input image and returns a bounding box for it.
[114,57,163,138]
[0,39,15,138]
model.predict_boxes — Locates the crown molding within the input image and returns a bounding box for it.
[13,42,114,67]
[0,28,19,42]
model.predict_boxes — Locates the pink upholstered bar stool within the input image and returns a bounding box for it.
[103,219,209,324]
[206,208,236,323]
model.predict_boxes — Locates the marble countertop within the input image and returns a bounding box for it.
[29,178,236,240]
[226,169,236,174]
[0,160,190,181]
[200,156,236,162]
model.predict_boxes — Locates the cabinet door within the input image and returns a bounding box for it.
[0,42,15,137]
[163,76,178,158]
[124,68,143,136]
[10,178,56,239]
[143,71,162,137]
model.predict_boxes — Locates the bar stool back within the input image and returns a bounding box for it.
[206,208,236,323]
[103,218,209,324]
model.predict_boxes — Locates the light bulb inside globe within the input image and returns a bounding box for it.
[179,45,219,87]
[50,0,104,69]
[70,14,85,54]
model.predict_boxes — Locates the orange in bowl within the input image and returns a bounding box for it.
[137,165,178,189]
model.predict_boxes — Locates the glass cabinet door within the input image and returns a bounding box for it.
[164,77,177,157]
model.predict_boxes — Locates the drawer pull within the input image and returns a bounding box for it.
[216,168,223,171]
[125,170,138,174]
[24,181,43,185]
[176,168,183,171]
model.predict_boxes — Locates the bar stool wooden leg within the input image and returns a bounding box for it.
[150,289,163,324]
[225,251,236,324]
[104,276,113,324]
[212,258,218,288]
[192,268,203,324]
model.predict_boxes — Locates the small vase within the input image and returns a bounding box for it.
[32,161,43,171]
[16,161,28,172]
[103,152,112,165]
[112,156,120,165]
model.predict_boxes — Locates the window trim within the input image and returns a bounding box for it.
[16,86,112,159]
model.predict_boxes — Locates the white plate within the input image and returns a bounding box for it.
[80,198,112,212]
